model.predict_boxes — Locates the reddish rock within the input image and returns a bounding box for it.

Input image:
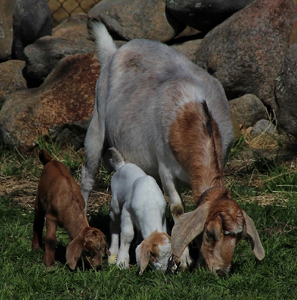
[0,52,100,150]
[0,0,18,60]
[0,60,27,108]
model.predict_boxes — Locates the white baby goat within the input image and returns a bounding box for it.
[108,147,191,274]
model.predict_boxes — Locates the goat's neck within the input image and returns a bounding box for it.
[189,158,224,204]
[65,208,90,240]
[168,101,224,205]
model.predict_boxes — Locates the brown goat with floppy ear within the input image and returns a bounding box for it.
[32,150,110,269]
[171,187,265,275]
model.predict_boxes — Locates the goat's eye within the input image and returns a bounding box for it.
[206,231,215,240]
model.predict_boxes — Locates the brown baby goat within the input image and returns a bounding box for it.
[32,150,110,269]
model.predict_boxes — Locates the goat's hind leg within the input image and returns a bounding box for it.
[80,107,105,211]
[108,207,121,265]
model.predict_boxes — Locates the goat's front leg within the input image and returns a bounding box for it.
[43,214,58,267]
[116,208,134,269]
[158,163,184,222]
[32,195,45,250]
[80,108,105,211]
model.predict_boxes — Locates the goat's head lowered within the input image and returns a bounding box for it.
[171,187,265,276]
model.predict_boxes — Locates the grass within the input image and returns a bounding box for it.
[1,135,297,299]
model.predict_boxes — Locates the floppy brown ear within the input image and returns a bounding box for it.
[136,240,152,275]
[66,237,84,270]
[243,210,265,260]
[171,202,209,258]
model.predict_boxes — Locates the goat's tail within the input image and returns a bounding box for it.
[39,149,54,166]
[89,21,117,67]
[109,147,125,171]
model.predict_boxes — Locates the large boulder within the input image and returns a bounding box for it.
[166,0,254,33]
[275,43,297,137]
[196,0,297,110]
[0,0,18,61]
[0,53,100,150]
[12,0,52,60]
[88,0,184,42]
[0,60,27,109]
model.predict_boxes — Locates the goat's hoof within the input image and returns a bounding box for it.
[108,254,117,265]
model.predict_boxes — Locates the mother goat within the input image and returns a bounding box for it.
[81,22,264,274]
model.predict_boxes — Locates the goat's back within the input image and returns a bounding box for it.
[101,39,233,179]
[38,160,84,211]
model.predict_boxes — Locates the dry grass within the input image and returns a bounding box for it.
[1,126,297,213]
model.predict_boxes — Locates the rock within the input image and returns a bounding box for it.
[196,0,297,110]
[88,0,184,42]
[229,94,267,128]
[166,0,254,33]
[171,39,202,63]
[0,53,100,150]
[0,60,27,109]
[275,43,297,137]
[23,33,96,84]
[0,0,18,61]
[12,0,52,60]
[250,119,276,137]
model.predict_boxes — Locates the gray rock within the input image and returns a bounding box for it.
[275,43,297,137]
[88,0,184,42]
[229,94,267,128]
[196,0,297,110]
[12,0,52,60]
[166,0,254,33]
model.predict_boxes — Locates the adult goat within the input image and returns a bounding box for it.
[80,22,264,274]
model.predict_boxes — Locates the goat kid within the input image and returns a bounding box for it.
[32,150,110,270]
[80,21,234,222]
[108,147,192,274]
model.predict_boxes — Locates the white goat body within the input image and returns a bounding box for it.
[81,22,235,221]
[108,147,175,273]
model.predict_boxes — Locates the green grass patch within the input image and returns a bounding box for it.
[1,142,297,299]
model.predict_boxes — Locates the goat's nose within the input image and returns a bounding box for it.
[216,269,226,277]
